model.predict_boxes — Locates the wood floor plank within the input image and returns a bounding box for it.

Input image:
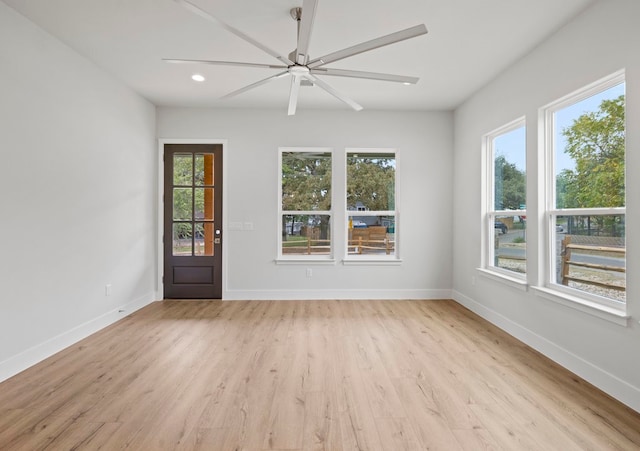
[302,390,343,451]
[1,299,639,450]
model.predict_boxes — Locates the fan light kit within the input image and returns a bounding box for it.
[165,0,428,115]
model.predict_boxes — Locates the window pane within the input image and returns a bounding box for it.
[173,153,193,186]
[282,152,331,211]
[493,127,526,211]
[282,214,331,255]
[173,223,192,256]
[347,153,395,211]
[553,215,625,302]
[492,216,526,273]
[487,122,526,276]
[554,84,625,209]
[348,215,395,256]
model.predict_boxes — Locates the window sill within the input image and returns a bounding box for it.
[275,258,336,265]
[476,268,528,291]
[343,258,402,266]
[532,286,629,327]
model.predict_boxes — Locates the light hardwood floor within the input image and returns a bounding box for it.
[1,299,639,450]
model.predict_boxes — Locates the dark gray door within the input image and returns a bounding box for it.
[164,144,222,298]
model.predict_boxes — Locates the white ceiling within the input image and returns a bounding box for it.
[5,0,596,112]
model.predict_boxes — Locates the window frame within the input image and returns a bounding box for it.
[540,70,626,312]
[482,117,527,282]
[344,148,400,262]
[277,147,335,262]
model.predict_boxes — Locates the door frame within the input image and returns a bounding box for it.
[157,139,228,300]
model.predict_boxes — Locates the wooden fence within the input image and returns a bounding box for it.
[561,235,626,291]
[349,226,394,255]
[282,238,331,255]
[348,236,395,255]
[281,227,396,255]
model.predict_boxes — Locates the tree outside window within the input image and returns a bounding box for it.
[280,150,332,257]
[347,151,397,258]
[549,77,625,304]
[485,121,527,275]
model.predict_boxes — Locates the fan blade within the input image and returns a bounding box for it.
[308,24,427,68]
[296,0,318,65]
[163,58,287,70]
[305,74,363,111]
[288,76,302,116]
[221,71,290,99]
[173,0,294,65]
[310,68,418,84]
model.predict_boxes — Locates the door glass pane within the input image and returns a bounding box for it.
[195,188,214,220]
[173,188,192,220]
[173,154,193,186]
[173,223,192,256]
[195,222,214,256]
[195,153,214,186]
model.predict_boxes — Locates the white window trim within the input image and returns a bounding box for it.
[277,147,334,262]
[343,148,400,263]
[481,117,527,284]
[539,70,626,315]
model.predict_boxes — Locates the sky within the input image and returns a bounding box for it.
[494,82,625,174]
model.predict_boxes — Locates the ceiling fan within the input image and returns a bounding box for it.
[164,0,428,115]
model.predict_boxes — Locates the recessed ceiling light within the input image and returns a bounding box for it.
[403,82,411,86]
[191,74,205,82]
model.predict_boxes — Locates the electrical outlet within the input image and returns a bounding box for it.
[105,284,112,296]
[306,268,312,278]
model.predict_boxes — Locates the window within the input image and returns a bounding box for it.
[484,119,527,277]
[346,150,397,258]
[279,149,332,258]
[544,72,625,308]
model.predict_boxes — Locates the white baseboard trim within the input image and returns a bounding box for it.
[0,292,156,384]
[451,290,640,414]
[223,288,452,301]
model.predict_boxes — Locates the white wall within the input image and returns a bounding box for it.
[452,0,640,411]
[158,108,453,300]
[0,3,157,381]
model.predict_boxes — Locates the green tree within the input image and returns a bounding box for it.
[282,152,331,211]
[560,95,625,209]
[347,156,395,211]
[555,170,574,208]
[494,155,525,210]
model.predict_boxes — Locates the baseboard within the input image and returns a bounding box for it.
[451,290,640,414]
[223,288,452,301]
[0,292,156,383]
